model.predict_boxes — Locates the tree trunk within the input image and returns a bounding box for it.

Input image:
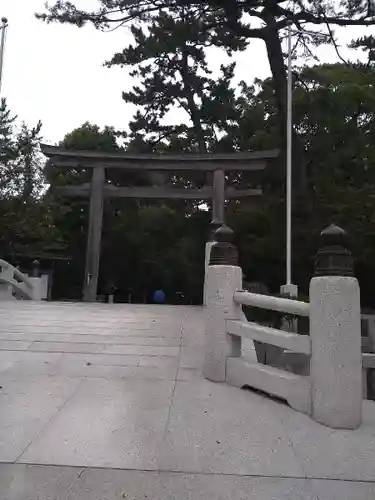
[180,50,215,219]
[180,50,207,154]
[23,151,33,201]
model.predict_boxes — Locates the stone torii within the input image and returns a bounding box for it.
[41,144,279,302]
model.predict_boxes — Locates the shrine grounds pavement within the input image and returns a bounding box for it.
[0,301,375,499]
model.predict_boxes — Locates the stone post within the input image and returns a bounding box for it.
[27,260,42,301]
[366,318,375,399]
[0,263,14,300]
[203,225,243,382]
[105,281,117,304]
[309,224,362,429]
[367,317,375,351]
[31,259,41,278]
[203,219,222,306]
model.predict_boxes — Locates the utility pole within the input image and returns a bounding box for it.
[0,17,8,95]
[281,21,297,299]
[286,21,292,288]
[281,24,329,300]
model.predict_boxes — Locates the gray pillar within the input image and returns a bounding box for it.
[203,241,215,306]
[310,224,362,429]
[310,275,362,428]
[203,225,242,382]
[212,169,225,222]
[83,167,105,302]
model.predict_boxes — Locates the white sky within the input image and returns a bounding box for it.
[1,0,372,145]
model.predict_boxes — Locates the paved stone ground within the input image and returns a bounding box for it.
[1,302,375,499]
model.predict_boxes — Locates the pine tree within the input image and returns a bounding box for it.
[105,8,240,153]
[0,98,44,200]
[15,121,43,201]
[37,1,375,189]
[0,98,18,197]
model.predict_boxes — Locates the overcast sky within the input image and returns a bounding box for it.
[1,0,372,145]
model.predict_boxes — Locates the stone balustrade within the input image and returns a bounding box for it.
[203,224,363,430]
[0,259,42,301]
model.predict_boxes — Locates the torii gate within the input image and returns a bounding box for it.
[41,145,278,302]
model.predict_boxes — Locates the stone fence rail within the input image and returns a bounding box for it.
[0,259,42,301]
[203,224,363,430]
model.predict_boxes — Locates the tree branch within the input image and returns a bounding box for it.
[323,16,349,66]
[297,11,375,27]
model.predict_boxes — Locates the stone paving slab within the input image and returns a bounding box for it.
[1,301,375,499]
[277,398,375,482]
[177,366,202,381]
[0,351,63,376]
[309,479,375,500]
[0,332,76,342]
[0,464,314,500]
[72,334,181,345]
[2,464,375,500]
[28,340,105,354]
[0,464,81,500]
[102,344,180,356]
[0,340,33,350]
[179,346,204,369]
[159,379,304,477]
[18,378,175,469]
[0,374,82,462]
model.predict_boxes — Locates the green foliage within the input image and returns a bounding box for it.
[23,58,375,305]
[45,122,119,187]
[0,99,43,200]
[100,203,208,302]
[37,0,375,193]
[227,61,375,302]
[43,122,122,295]
[62,122,119,152]
[0,98,17,171]
[350,35,375,66]
[37,1,375,128]
[0,99,63,257]
[44,122,209,301]
[6,2,375,304]
[105,9,240,153]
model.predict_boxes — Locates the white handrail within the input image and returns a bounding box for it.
[234,290,310,317]
[362,353,375,369]
[0,259,34,289]
[0,276,32,300]
[227,319,311,354]
[0,259,39,300]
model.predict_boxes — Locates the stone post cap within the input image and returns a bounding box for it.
[31,260,41,278]
[209,224,239,266]
[208,218,223,242]
[320,223,347,246]
[215,224,234,242]
[314,224,354,277]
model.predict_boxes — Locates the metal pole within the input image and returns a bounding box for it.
[0,17,8,95]
[286,21,292,286]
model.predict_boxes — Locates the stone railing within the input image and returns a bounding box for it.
[0,259,42,301]
[203,224,363,430]
[360,314,375,399]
